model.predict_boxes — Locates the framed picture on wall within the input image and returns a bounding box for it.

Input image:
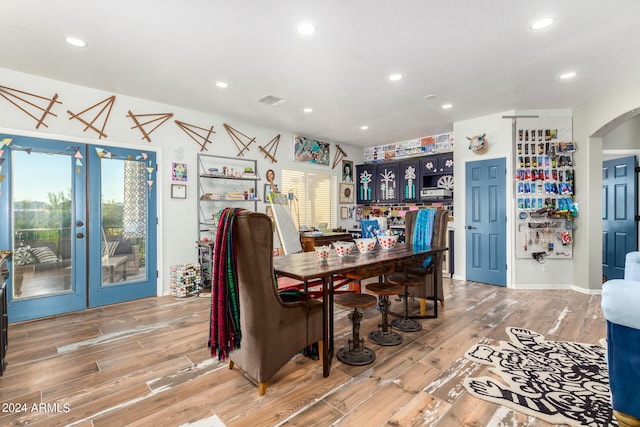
[171,162,187,181]
[342,160,353,182]
[171,184,187,199]
[340,206,349,219]
[293,135,330,165]
[339,183,354,204]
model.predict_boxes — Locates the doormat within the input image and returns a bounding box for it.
[463,327,616,426]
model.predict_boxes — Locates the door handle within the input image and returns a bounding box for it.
[76,233,84,239]
[466,225,475,230]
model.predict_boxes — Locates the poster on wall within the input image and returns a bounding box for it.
[342,159,353,182]
[171,162,187,181]
[293,135,330,165]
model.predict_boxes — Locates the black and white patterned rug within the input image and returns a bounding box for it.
[463,327,616,426]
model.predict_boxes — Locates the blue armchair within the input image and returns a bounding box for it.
[601,251,640,427]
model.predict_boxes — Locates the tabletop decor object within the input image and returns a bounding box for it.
[376,233,399,250]
[314,245,330,259]
[332,241,354,257]
[354,237,376,253]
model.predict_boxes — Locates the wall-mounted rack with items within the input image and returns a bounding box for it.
[197,153,260,241]
[513,119,576,260]
[362,132,454,162]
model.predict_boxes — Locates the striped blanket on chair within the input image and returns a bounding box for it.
[209,207,244,361]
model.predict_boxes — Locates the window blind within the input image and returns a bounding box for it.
[282,169,337,230]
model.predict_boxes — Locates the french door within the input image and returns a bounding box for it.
[0,134,157,322]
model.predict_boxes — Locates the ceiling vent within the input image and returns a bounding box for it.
[257,94,288,106]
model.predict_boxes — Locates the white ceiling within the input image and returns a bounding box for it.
[2,1,640,147]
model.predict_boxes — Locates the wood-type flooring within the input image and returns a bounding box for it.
[0,278,607,426]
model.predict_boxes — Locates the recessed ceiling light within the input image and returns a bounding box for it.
[303,107,313,113]
[297,22,316,35]
[388,73,403,81]
[64,36,87,48]
[441,103,453,109]
[559,71,577,80]
[360,125,369,130]
[215,81,229,88]
[530,17,554,30]
[424,94,437,100]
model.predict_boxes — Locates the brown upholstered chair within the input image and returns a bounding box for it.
[228,211,324,395]
[397,209,449,315]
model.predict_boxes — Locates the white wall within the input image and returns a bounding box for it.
[453,109,575,289]
[451,83,640,293]
[0,68,363,295]
[452,112,513,284]
[573,80,640,292]
[603,114,640,150]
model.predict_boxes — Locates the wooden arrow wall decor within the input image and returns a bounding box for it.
[175,120,215,151]
[127,111,174,142]
[258,134,280,163]
[67,95,116,139]
[0,85,62,129]
[223,123,256,157]
[331,144,348,169]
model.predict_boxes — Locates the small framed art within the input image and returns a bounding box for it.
[171,184,187,199]
[340,206,349,219]
[172,162,187,181]
[339,183,354,204]
[342,160,353,183]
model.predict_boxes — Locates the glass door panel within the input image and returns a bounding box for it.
[100,159,147,285]
[1,135,87,322]
[12,151,73,298]
[88,146,157,307]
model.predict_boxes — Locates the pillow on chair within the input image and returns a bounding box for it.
[30,246,60,264]
[14,246,36,265]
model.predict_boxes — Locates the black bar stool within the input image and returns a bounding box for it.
[386,271,423,332]
[365,282,404,346]
[334,292,377,365]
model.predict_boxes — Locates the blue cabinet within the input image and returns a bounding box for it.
[376,163,399,203]
[356,163,399,204]
[356,164,376,204]
[399,158,420,202]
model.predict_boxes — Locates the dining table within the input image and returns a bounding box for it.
[273,243,448,377]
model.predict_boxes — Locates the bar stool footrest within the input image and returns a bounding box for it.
[391,318,422,332]
[368,330,402,346]
[336,346,376,365]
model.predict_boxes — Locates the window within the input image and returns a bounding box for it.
[281,169,337,230]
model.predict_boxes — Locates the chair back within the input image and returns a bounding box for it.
[404,209,449,249]
[360,220,379,238]
[228,210,323,386]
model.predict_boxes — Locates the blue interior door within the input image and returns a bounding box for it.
[87,145,157,307]
[465,158,507,286]
[602,156,638,280]
[1,135,87,322]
